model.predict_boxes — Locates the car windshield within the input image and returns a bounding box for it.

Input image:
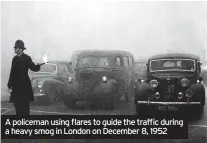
[150,59,196,72]
[29,64,56,74]
[77,57,109,68]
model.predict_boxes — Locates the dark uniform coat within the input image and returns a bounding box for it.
[7,53,40,103]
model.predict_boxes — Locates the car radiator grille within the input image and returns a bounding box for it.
[158,81,179,102]
[79,80,97,95]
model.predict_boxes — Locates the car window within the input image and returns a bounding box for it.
[163,61,176,67]
[150,59,195,72]
[29,64,56,74]
[58,64,70,75]
[129,57,134,66]
[123,57,129,67]
[115,57,122,66]
[78,57,109,67]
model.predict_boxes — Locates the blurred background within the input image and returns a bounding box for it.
[1,1,207,101]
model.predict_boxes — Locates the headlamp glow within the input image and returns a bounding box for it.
[69,77,72,82]
[102,76,107,82]
[37,81,43,88]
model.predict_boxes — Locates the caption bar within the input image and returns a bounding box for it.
[1,115,188,139]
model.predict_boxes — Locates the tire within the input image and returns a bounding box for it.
[113,98,120,109]
[105,101,113,110]
[103,98,117,110]
[126,82,134,103]
[43,92,56,106]
[64,99,76,109]
[194,105,204,119]
[45,84,60,105]
[136,104,144,116]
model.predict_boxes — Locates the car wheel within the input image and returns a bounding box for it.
[113,97,120,109]
[45,84,58,105]
[47,90,60,105]
[90,101,99,109]
[102,100,113,110]
[127,82,135,103]
[109,98,120,109]
[194,105,204,119]
[136,104,144,116]
[44,93,55,105]
[136,104,149,116]
[64,99,76,109]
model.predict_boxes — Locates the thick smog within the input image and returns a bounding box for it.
[1,1,207,143]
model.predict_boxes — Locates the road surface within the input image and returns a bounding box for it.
[1,91,207,143]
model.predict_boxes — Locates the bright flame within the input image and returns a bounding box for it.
[43,54,48,64]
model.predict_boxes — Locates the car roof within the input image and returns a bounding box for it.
[148,53,200,61]
[76,50,134,58]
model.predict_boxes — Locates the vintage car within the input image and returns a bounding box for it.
[62,50,136,109]
[135,53,205,116]
[201,64,207,86]
[29,61,74,105]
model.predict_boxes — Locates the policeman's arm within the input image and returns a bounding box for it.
[28,56,41,72]
[7,58,14,89]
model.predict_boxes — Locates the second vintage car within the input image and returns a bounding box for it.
[62,50,136,109]
[29,61,74,105]
[135,53,205,117]
[202,64,207,86]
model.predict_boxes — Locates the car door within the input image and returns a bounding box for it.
[57,63,72,85]
[128,56,136,84]
[122,56,130,86]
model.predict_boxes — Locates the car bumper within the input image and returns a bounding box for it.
[34,93,46,96]
[136,101,202,112]
[137,101,201,105]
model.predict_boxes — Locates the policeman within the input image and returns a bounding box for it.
[7,39,41,116]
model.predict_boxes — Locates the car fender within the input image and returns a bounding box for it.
[44,79,65,93]
[33,78,65,95]
[62,80,79,96]
[201,67,207,86]
[186,83,205,104]
[135,82,154,100]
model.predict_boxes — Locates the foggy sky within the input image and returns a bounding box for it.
[1,1,207,97]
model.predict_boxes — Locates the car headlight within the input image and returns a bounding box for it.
[180,78,189,88]
[69,77,72,82]
[37,81,44,88]
[185,89,193,98]
[102,76,107,82]
[69,77,73,83]
[150,79,158,88]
